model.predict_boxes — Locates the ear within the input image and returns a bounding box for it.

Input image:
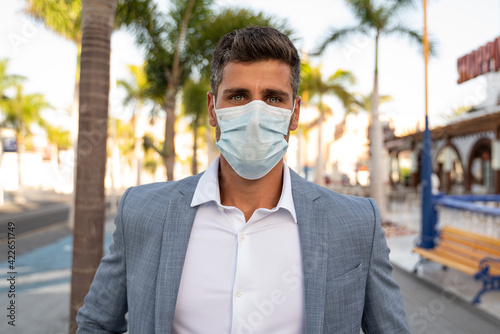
[289,96,301,131]
[207,92,217,127]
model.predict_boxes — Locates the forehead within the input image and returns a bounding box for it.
[218,60,292,95]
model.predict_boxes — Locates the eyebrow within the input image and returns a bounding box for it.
[221,88,291,99]
[221,88,250,95]
[263,89,290,99]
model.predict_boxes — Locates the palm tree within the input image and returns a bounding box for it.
[25,0,84,230]
[0,85,51,188]
[142,132,161,180]
[110,117,135,164]
[119,1,293,180]
[0,59,26,100]
[25,0,151,225]
[345,91,393,188]
[117,63,153,185]
[182,79,210,175]
[46,124,71,160]
[0,59,26,205]
[298,60,355,186]
[24,0,82,138]
[440,104,472,124]
[347,92,393,118]
[316,0,433,218]
[69,0,117,332]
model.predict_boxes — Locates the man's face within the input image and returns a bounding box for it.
[207,60,301,141]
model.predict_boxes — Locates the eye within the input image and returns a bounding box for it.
[268,96,280,104]
[231,95,243,102]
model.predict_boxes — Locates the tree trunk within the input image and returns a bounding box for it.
[161,0,196,181]
[16,133,23,191]
[192,122,198,175]
[296,127,302,174]
[369,34,387,219]
[135,140,143,185]
[315,111,325,187]
[132,103,142,186]
[68,45,81,230]
[69,1,117,333]
[206,116,218,164]
[163,95,176,181]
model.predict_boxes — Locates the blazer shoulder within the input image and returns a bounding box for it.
[320,186,378,219]
[120,173,203,211]
[290,169,378,220]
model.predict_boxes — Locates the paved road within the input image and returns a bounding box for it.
[0,204,69,240]
[0,191,118,241]
[393,266,500,334]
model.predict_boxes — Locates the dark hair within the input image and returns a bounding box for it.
[211,26,300,99]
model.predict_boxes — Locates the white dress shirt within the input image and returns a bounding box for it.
[172,157,305,334]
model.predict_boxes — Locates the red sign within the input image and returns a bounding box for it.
[457,36,500,84]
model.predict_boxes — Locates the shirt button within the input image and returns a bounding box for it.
[236,290,243,297]
[239,234,246,241]
[218,206,224,212]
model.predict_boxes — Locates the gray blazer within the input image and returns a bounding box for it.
[77,170,409,333]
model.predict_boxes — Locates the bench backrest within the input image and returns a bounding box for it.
[440,226,500,257]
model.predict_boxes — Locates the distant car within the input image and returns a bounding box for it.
[2,137,17,152]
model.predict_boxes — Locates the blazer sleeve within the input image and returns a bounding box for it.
[76,188,131,334]
[361,198,410,333]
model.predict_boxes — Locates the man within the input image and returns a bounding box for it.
[77,26,409,334]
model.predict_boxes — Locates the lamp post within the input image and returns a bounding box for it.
[419,0,435,249]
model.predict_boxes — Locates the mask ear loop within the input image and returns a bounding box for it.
[288,98,297,129]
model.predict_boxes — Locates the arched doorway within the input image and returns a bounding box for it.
[435,144,464,194]
[467,138,494,194]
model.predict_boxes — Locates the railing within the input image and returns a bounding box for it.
[327,185,370,198]
[434,194,500,239]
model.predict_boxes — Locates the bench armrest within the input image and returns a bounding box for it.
[475,257,500,279]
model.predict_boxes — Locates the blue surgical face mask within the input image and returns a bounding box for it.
[214,99,295,180]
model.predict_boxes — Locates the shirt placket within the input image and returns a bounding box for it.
[230,211,254,334]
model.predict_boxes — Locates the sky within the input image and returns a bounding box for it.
[0,0,499,135]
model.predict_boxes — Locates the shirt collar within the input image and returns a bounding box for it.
[190,156,297,223]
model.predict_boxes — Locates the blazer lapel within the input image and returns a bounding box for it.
[291,171,329,334]
[154,176,200,334]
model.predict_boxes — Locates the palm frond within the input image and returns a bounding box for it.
[328,69,356,86]
[181,78,210,129]
[24,0,81,42]
[345,0,374,23]
[389,0,418,16]
[379,94,394,105]
[385,25,438,57]
[1,85,51,137]
[349,91,393,116]
[299,59,355,111]
[188,6,295,81]
[313,26,366,55]
[0,59,26,97]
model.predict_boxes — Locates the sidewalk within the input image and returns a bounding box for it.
[0,216,115,333]
[0,198,499,333]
